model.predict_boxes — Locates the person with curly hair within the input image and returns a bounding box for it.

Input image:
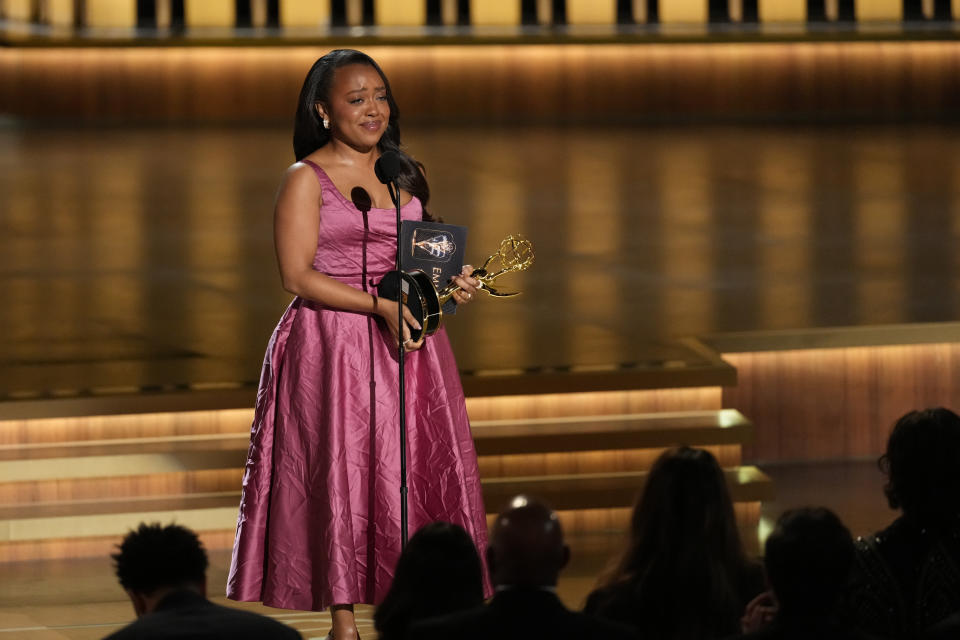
[106,522,300,639]
[847,407,960,639]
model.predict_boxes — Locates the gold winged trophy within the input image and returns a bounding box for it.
[377,234,535,343]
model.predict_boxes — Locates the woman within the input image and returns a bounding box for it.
[373,521,485,640]
[584,446,764,640]
[226,50,491,639]
[847,407,960,639]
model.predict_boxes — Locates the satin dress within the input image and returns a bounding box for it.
[227,159,491,611]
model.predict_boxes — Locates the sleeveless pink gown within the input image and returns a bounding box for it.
[226,160,491,611]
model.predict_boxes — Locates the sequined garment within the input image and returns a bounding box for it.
[847,515,960,638]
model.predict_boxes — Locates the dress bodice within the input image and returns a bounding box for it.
[302,159,422,286]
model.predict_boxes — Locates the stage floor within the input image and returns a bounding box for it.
[0,459,893,639]
[2,121,960,397]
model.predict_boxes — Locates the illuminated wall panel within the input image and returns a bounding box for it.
[724,341,960,462]
[280,0,331,26]
[757,144,812,330]
[3,0,32,21]
[564,140,623,366]
[759,0,805,21]
[48,0,75,26]
[659,0,707,23]
[185,0,234,27]
[471,0,521,25]
[857,0,902,20]
[854,150,906,325]
[86,0,136,27]
[567,0,617,24]
[375,0,425,25]
[659,142,714,337]
[4,43,960,122]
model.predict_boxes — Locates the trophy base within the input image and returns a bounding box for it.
[376,270,443,343]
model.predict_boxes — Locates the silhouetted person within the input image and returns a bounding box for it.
[848,408,960,639]
[737,508,870,639]
[374,521,485,640]
[105,523,300,639]
[585,446,764,640]
[409,496,636,640]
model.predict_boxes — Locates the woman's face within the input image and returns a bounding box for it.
[318,63,390,151]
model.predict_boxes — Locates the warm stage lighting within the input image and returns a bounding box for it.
[1,41,959,122]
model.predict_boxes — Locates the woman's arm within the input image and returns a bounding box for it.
[273,163,423,348]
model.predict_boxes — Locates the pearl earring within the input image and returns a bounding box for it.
[323,118,330,130]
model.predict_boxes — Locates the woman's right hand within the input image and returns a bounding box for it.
[375,297,425,352]
[740,591,777,634]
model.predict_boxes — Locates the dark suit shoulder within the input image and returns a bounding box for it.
[103,598,301,639]
[407,606,491,640]
[409,591,636,640]
[735,621,878,640]
[562,609,637,640]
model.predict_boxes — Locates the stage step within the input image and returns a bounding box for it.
[0,410,751,483]
[0,466,771,545]
[0,391,770,561]
[472,410,752,455]
[0,493,240,541]
[481,466,774,512]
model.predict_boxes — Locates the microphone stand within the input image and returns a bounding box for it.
[386,179,409,550]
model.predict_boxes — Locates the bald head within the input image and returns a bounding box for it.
[487,496,569,588]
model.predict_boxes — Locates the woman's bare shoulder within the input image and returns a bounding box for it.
[278,161,322,195]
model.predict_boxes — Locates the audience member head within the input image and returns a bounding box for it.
[619,446,746,577]
[374,521,484,640]
[112,522,208,617]
[764,507,855,620]
[880,407,960,526]
[487,495,569,588]
[595,447,751,637]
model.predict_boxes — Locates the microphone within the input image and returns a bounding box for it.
[374,150,402,185]
[374,151,410,547]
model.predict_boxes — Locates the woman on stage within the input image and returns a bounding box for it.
[226,49,491,639]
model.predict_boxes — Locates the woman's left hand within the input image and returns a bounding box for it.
[450,265,480,306]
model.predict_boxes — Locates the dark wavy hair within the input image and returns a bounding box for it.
[112,522,208,594]
[292,49,431,219]
[880,407,960,525]
[374,522,484,640]
[594,447,754,639]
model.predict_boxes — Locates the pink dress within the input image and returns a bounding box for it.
[226,160,491,611]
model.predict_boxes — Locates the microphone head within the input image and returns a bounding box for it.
[374,150,402,185]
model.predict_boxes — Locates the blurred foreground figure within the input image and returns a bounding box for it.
[374,521,485,640]
[585,446,764,640]
[738,508,870,640]
[847,408,960,639]
[105,523,300,640]
[410,496,636,640]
